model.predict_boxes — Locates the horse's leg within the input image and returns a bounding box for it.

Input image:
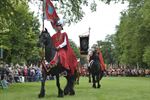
[74,70,79,85]
[56,74,64,97]
[38,71,47,98]
[100,71,104,80]
[92,74,96,88]
[96,72,101,88]
[98,71,104,88]
[89,73,91,83]
[68,75,75,95]
[77,74,80,85]
[64,74,75,95]
[88,68,91,83]
[64,76,70,95]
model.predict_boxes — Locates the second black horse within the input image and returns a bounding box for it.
[88,49,104,88]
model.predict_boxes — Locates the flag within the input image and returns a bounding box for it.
[79,35,89,55]
[45,0,59,28]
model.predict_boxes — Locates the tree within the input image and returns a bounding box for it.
[114,0,150,68]
[0,0,40,64]
[1,0,128,26]
[69,39,80,58]
[28,0,127,24]
[97,34,116,65]
[143,46,150,67]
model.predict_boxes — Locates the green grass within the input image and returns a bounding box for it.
[0,77,150,100]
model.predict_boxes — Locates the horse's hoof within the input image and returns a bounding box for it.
[58,94,64,97]
[64,90,69,95]
[69,89,75,95]
[97,84,101,88]
[64,87,69,95]
[58,90,64,97]
[70,92,75,96]
[92,84,96,88]
[38,93,45,98]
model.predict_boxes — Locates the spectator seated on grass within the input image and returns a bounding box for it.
[0,75,9,89]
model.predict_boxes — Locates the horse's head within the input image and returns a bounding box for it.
[39,28,55,62]
[39,28,51,48]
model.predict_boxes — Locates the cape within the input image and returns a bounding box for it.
[52,32,78,75]
[98,50,106,71]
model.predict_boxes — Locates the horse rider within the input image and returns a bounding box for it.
[94,44,106,72]
[51,19,78,75]
[88,44,106,77]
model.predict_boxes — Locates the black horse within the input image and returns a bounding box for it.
[88,50,103,88]
[38,29,75,98]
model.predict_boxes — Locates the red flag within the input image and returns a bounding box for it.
[45,0,59,28]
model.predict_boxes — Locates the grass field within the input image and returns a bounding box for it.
[0,77,150,100]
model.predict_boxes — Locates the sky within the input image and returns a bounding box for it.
[29,1,128,47]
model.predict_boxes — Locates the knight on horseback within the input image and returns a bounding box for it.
[38,19,78,98]
[87,44,106,88]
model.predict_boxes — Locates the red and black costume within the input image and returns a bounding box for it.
[52,32,78,75]
[88,49,106,71]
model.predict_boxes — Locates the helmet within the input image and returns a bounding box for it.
[91,44,98,49]
[56,19,65,26]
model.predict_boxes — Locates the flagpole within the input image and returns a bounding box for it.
[89,27,91,36]
[40,0,45,60]
[89,27,91,48]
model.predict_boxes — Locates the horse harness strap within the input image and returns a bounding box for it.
[89,60,94,67]
[41,61,53,72]
[42,52,59,72]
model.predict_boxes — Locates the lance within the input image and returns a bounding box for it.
[37,0,45,61]
[39,0,45,31]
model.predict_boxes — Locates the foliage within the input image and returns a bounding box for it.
[69,39,80,58]
[0,0,127,26]
[0,0,40,64]
[114,0,150,68]
[96,34,116,65]
[28,0,126,25]
[143,46,150,66]
[1,0,150,68]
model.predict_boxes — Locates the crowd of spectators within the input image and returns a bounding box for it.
[1,62,150,88]
[106,65,150,77]
[0,63,42,85]
[77,64,150,77]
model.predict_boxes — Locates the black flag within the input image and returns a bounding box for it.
[79,35,89,55]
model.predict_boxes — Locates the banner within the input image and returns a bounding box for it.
[45,0,59,28]
[79,35,89,55]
